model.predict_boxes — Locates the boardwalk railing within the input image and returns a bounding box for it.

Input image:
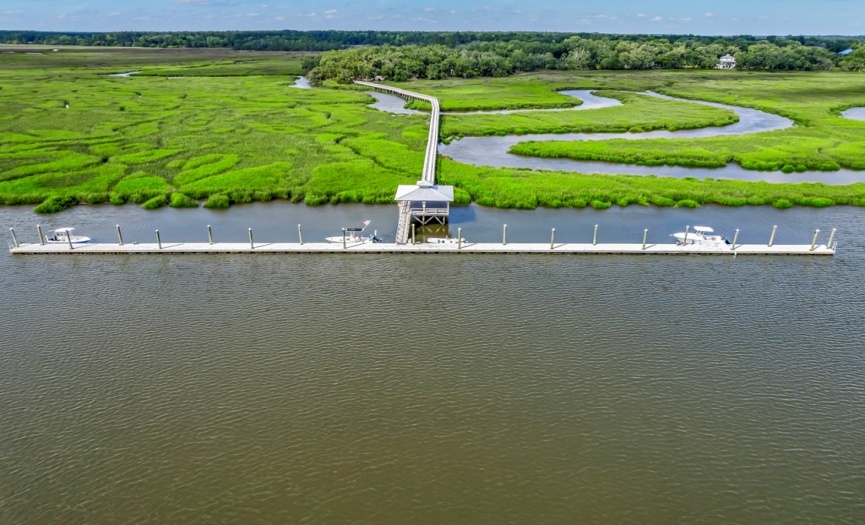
[354,81,440,185]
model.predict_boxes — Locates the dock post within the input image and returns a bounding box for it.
[298,224,303,245]
[682,225,690,246]
[768,225,777,247]
[37,224,45,245]
[827,228,836,249]
[9,228,19,248]
[731,229,739,251]
[207,225,213,245]
[248,228,254,250]
[503,224,507,245]
[457,228,462,249]
[342,228,346,249]
[66,231,73,250]
[642,229,648,250]
[810,229,820,251]
[155,229,162,250]
[593,224,598,246]
[411,223,416,244]
[550,228,556,250]
[116,225,124,246]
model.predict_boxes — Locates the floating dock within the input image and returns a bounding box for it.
[8,241,836,256]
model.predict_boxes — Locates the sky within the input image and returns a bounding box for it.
[0,0,862,35]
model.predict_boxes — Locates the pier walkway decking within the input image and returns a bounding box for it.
[355,81,442,244]
[9,242,836,256]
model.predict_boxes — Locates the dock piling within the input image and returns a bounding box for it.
[248,228,254,249]
[37,224,45,246]
[768,225,778,247]
[458,228,462,249]
[593,224,598,246]
[503,224,507,245]
[66,231,73,250]
[731,229,740,251]
[810,229,820,251]
[9,228,19,248]
[116,225,124,246]
[550,228,556,250]
[827,228,836,249]
[642,229,648,250]
[682,225,690,246]
[412,223,416,244]
[207,225,213,245]
[342,228,346,249]
[155,229,162,250]
[298,224,303,245]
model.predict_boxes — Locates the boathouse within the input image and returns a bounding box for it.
[394,180,454,225]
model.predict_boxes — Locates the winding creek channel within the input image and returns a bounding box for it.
[370,88,865,184]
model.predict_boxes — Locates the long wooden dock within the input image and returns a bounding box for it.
[8,241,836,256]
[355,80,442,244]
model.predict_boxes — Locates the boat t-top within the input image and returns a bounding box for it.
[325,220,382,244]
[46,227,91,244]
[671,226,730,246]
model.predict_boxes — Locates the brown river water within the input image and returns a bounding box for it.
[2,202,864,523]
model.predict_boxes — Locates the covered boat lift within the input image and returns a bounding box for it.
[394,180,454,226]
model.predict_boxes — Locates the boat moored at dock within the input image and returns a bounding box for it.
[324,220,383,244]
[426,236,467,245]
[46,228,91,244]
[672,226,730,247]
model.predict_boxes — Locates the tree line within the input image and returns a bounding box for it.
[3,30,864,76]
[306,36,865,82]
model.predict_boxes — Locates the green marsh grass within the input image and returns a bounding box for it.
[141,194,168,209]
[440,91,738,138]
[169,192,199,208]
[2,52,865,212]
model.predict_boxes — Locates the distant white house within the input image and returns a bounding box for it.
[716,54,737,70]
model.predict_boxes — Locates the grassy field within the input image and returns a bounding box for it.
[1,49,864,212]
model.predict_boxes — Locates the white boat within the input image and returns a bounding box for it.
[325,220,382,244]
[672,226,730,246]
[426,237,467,244]
[46,227,91,244]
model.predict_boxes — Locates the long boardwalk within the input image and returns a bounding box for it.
[354,81,440,243]
[9,241,836,256]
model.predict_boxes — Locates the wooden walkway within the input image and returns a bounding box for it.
[355,81,441,243]
[9,242,836,256]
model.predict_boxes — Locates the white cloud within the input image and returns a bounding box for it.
[636,13,647,18]
[705,12,714,18]
[651,16,663,21]
[424,7,436,12]
[1,9,25,15]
